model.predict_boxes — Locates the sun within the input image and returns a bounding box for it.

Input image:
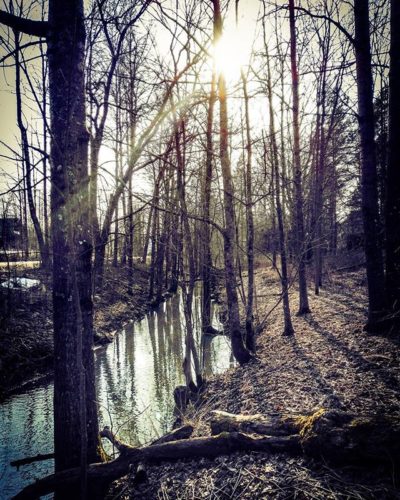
[212,29,250,82]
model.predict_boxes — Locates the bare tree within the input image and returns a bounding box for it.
[212,0,251,364]
[288,0,311,315]
[354,0,385,329]
[0,2,100,492]
[385,0,400,329]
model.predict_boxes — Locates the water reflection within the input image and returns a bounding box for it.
[0,289,232,498]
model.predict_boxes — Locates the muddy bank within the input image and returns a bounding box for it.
[110,267,400,499]
[0,264,152,398]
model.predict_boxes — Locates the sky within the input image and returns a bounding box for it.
[0,0,378,208]
[0,0,260,195]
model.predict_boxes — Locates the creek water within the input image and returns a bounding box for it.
[0,290,233,499]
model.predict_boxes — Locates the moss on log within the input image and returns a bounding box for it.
[210,409,400,464]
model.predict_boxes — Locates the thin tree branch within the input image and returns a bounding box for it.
[0,10,48,38]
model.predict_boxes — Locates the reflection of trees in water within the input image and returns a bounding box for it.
[0,289,233,494]
[201,334,213,378]
[21,386,53,456]
[95,290,231,446]
[192,293,202,345]
[122,322,138,443]
[97,331,139,445]
[147,298,188,434]
[25,391,37,445]
[170,294,184,365]
[157,304,177,432]
[157,305,167,385]
[149,310,164,407]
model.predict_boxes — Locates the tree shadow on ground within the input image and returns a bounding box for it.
[304,315,400,392]
[323,280,367,307]
[316,294,367,323]
[285,335,344,409]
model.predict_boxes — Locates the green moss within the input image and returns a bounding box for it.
[349,417,372,428]
[292,408,326,438]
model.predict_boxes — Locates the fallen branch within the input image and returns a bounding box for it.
[13,432,300,499]
[100,426,132,454]
[152,424,194,445]
[11,453,55,469]
[100,424,194,485]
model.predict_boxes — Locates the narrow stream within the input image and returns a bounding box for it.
[0,290,232,499]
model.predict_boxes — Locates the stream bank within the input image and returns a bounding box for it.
[0,264,153,398]
[0,286,232,498]
[110,266,400,499]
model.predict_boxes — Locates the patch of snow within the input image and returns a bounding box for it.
[0,277,41,289]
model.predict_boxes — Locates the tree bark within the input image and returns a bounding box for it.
[288,0,311,316]
[47,0,100,480]
[241,70,255,352]
[354,0,385,329]
[265,40,294,337]
[212,0,251,364]
[385,0,400,328]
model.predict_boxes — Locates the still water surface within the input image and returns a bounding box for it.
[0,291,232,499]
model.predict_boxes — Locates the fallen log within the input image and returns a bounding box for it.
[13,433,301,499]
[152,424,194,445]
[100,426,132,454]
[100,424,194,487]
[13,409,400,499]
[100,424,194,454]
[210,409,400,464]
[298,410,400,464]
[131,424,194,485]
[210,410,299,436]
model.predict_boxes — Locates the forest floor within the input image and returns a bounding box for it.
[0,263,152,397]
[115,264,400,499]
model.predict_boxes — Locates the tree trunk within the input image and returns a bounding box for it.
[112,107,121,268]
[142,205,153,265]
[89,136,101,252]
[313,35,329,296]
[14,31,49,269]
[354,0,386,329]
[212,0,251,365]
[174,114,202,386]
[48,0,100,480]
[127,176,134,296]
[202,70,216,335]
[385,0,400,328]
[289,0,311,316]
[241,70,255,352]
[40,36,50,250]
[94,235,107,290]
[265,42,294,337]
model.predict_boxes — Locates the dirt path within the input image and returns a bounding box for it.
[118,266,400,499]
